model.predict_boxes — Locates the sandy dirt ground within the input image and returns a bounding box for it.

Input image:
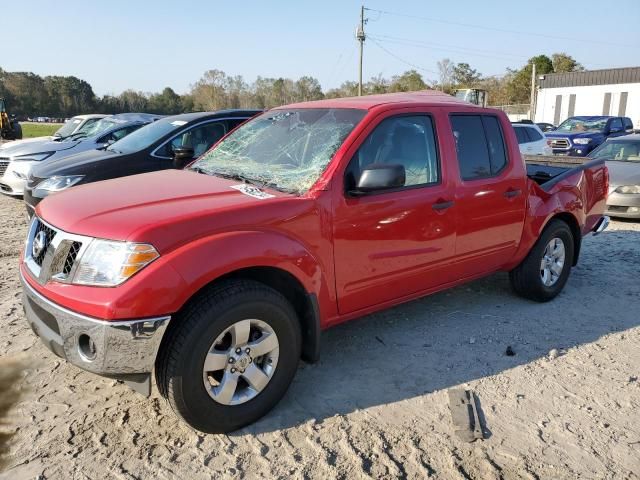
[0,192,638,480]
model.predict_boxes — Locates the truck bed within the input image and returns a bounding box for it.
[524,154,605,190]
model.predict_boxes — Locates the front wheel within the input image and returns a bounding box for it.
[509,219,575,302]
[156,280,302,433]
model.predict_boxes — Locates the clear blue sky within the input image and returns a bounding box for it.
[3,0,639,96]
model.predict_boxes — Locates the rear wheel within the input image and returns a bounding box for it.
[13,123,22,140]
[156,279,301,433]
[509,219,574,302]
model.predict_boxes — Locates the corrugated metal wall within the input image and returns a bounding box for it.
[538,67,640,89]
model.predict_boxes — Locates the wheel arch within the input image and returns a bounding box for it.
[544,212,582,266]
[160,266,321,366]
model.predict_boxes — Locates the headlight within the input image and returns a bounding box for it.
[35,175,84,193]
[615,185,640,194]
[72,240,159,287]
[573,138,592,145]
[14,152,55,162]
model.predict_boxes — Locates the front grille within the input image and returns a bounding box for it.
[63,242,82,275]
[549,138,570,149]
[33,220,56,266]
[25,217,90,285]
[607,206,628,213]
[0,159,9,176]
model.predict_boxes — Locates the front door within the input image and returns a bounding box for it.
[333,111,457,315]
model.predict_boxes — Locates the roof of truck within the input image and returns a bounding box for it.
[278,90,474,110]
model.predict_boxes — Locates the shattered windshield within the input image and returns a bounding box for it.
[191,108,366,194]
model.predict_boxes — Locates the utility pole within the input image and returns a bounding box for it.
[356,5,366,96]
[529,62,537,121]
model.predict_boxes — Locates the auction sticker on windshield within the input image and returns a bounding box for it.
[170,121,188,126]
[230,184,275,199]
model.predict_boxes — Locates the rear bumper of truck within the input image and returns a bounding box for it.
[20,270,170,395]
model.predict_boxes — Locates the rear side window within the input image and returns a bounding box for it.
[623,118,633,130]
[526,127,543,141]
[451,115,508,180]
[514,126,529,144]
[610,118,623,130]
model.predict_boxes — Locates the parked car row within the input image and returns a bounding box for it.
[19,91,610,433]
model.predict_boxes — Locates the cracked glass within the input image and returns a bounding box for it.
[191,108,366,194]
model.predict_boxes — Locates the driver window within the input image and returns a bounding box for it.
[167,122,226,158]
[345,115,439,192]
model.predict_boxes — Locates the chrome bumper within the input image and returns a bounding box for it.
[20,271,170,395]
[592,216,610,236]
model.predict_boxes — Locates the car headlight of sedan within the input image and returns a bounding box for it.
[72,240,160,287]
[34,175,84,193]
[573,138,592,145]
[13,152,55,162]
[615,185,640,194]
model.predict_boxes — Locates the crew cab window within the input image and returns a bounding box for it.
[451,115,508,180]
[164,122,226,158]
[609,118,623,131]
[346,115,439,190]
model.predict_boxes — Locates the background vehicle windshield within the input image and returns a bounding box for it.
[191,108,366,194]
[54,117,82,137]
[589,140,640,162]
[107,117,184,154]
[556,118,607,133]
[73,118,121,139]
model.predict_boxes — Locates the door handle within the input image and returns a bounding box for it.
[504,189,522,198]
[432,200,455,211]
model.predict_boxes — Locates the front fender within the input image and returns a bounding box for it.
[164,230,333,321]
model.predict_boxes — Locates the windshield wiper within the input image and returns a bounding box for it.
[189,166,211,175]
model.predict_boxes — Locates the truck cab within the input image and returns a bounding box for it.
[546,115,633,157]
[20,91,609,433]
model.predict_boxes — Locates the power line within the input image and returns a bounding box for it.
[369,34,527,62]
[364,7,633,48]
[369,37,439,75]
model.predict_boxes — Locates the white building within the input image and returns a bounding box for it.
[534,67,640,127]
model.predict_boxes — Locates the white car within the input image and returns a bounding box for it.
[0,114,107,152]
[512,122,552,156]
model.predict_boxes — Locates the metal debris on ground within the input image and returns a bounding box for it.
[448,389,484,442]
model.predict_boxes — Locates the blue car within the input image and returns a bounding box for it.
[545,115,633,157]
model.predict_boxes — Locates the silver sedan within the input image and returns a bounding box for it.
[589,134,640,219]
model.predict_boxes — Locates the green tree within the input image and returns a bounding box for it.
[505,55,554,104]
[389,70,427,92]
[148,87,182,114]
[452,63,481,87]
[552,53,583,73]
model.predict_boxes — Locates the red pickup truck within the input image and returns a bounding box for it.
[21,91,609,433]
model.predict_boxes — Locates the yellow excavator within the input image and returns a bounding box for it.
[0,98,22,140]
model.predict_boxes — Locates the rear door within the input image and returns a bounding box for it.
[449,113,527,275]
[333,108,457,314]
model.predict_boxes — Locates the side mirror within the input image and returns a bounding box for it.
[351,163,405,195]
[172,146,195,168]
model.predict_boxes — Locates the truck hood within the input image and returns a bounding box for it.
[0,137,81,158]
[606,160,640,188]
[36,169,296,253]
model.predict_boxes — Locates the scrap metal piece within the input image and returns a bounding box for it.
[448,389,484,442]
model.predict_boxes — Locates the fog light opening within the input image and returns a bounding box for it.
[78,333,97,361]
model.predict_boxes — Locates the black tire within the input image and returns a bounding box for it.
[13,123,22,140]
[156,279,301,433]
[509,219,574,302]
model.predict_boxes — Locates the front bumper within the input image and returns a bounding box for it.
[0,160,35,196]
[22,185,42,217]
[552,146,593,157]
[21,271,171,394]
[606,191,640,219]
